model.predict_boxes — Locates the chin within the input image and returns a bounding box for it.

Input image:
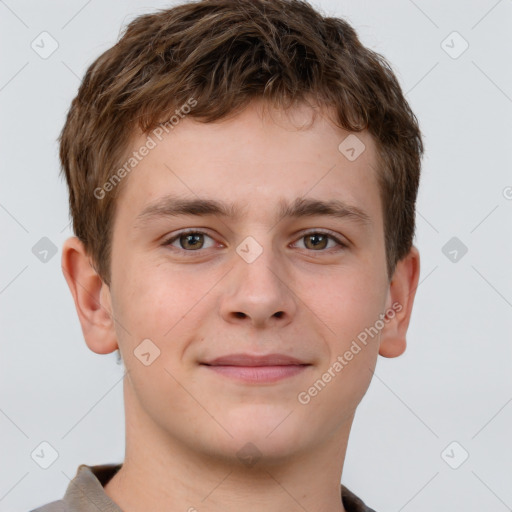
[207,408,312,464]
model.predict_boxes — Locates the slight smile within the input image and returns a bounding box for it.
[200,353,312,384]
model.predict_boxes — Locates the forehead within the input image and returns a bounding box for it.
[113,100,382,231]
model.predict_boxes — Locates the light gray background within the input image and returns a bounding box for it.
[1,0,511,511]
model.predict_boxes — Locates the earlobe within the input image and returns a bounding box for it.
[61,236,118,355]
[378,246,421,358]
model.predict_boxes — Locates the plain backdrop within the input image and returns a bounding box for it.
[1,1,511,511]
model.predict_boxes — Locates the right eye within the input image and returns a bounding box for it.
[162,229,218,253]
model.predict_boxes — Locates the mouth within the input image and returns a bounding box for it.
[199,353,312,383]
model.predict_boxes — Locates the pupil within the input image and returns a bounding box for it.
[184,234,202,249]
[308,234,327,249]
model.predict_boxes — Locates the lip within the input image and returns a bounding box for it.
[202,353,309,366]
[200,353,311,383]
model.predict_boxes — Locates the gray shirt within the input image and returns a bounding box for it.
[30,463,377,512]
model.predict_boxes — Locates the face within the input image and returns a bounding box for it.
[102,100,393,462]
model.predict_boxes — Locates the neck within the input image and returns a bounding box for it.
[104,379,352,512]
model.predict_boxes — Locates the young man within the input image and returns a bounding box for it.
[33,0,423,510]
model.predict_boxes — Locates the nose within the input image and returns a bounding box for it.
[219,242,297,329]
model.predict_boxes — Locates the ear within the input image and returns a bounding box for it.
[61,236,118,355]
[378,245,420,358]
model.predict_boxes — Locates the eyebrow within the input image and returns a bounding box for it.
[134,194,372,229]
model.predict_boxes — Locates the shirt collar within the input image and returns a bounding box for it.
[63,464,375,512]
[62,463,122,512]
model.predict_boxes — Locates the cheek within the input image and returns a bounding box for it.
[304,269,386,427]
[114,259,199,337]
[295,332,379,441]
[111,258,217,384]
[314,266,388,349]
[111,267,198,411]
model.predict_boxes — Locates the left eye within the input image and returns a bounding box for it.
[292,231,346,251]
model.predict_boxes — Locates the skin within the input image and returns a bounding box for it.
[62,98,420,512]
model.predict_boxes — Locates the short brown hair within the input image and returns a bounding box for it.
[59,0,423,286]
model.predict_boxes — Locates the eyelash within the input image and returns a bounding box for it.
[161,229,348,255]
